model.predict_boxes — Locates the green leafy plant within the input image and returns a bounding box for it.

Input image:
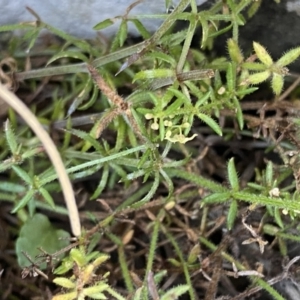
[52,248,123,300]
[242,42,300,95]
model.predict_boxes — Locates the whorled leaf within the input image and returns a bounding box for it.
[246,70,270,85]
[271,73,284,95]
[253,41,273,66]
[276,46,300,67]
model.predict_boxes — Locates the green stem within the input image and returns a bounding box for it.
[15,42,145,81]
[118,245,134,293]
[176,2,198,73]
[145,210,164,274]
[164,228,196,300]
[106,232,134,293]
[167,168,225,192]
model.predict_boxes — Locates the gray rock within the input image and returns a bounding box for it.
[0,0,206,38]
[1,0,299,66]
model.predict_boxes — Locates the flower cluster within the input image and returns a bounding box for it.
[145,113,197,144]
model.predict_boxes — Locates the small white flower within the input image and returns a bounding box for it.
[165,132,197,144]
[151,122,159,130]
[145,113,154,120]
[269,187,280,197]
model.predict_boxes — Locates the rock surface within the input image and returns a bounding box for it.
[1,0,300,65]
[0,0,206,38]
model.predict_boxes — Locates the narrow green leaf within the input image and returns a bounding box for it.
[161,285,189,300]
[0,181,26,193]
[62,117,72,150]
[46,51,89,66]
[133,69,175,82]
[263,224,279,236]
[227,158,239,191]
[90,163,109,200]
[226,62,236,92]
[131,172,160,209]
[227,200,238,230]
[0,23,34,32]
[167,87,191,106]
[271,73,284,95]
[168,169,225,192]
[242,62,266,71]
[160,169,174,199]
[146,51,176,67]
[161,29,188,47]
[278,237,287,256]
[83,283,108,297]
[39,187,55,209]
[119,20,128,47]
[203,192,231,204]
[129,19,151,39]
[236,87,258,96]
[232,96,244,129]
[213,70,223,90]
[130,108,149,138]
[199,15,209,48]
[78,83,99,111]
[67,128,103,152]
[4,119,18,154]
[247,70,271,84]
[274,207,284,229]
[253,42,273,66]
[12,165,32,184]
[265,161,273,187]
[164,98,184,115]
[25,29,40,53]
[276,47,300,67]
[208,24,233,39]
[187,244,200,264]
[232,191,289,209]
[53,277,75,289]
[227,38,244,64]
[93,18,114,30]
[159,117,166,142]
[133,287,143,300]
[70,165,102,181]
[247,0,261,18]
[113,127,127,156]
[67,78,93,116]
[197,113,222,136]
[44,23,92,52]
[164,157,190,168]
[153,270,167,284]
[195,90,211,108]
[137,148,152,169]
[11,189,35,213]
[70,248,87,267]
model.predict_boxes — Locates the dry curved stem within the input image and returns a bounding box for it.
[0,83,81,236]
